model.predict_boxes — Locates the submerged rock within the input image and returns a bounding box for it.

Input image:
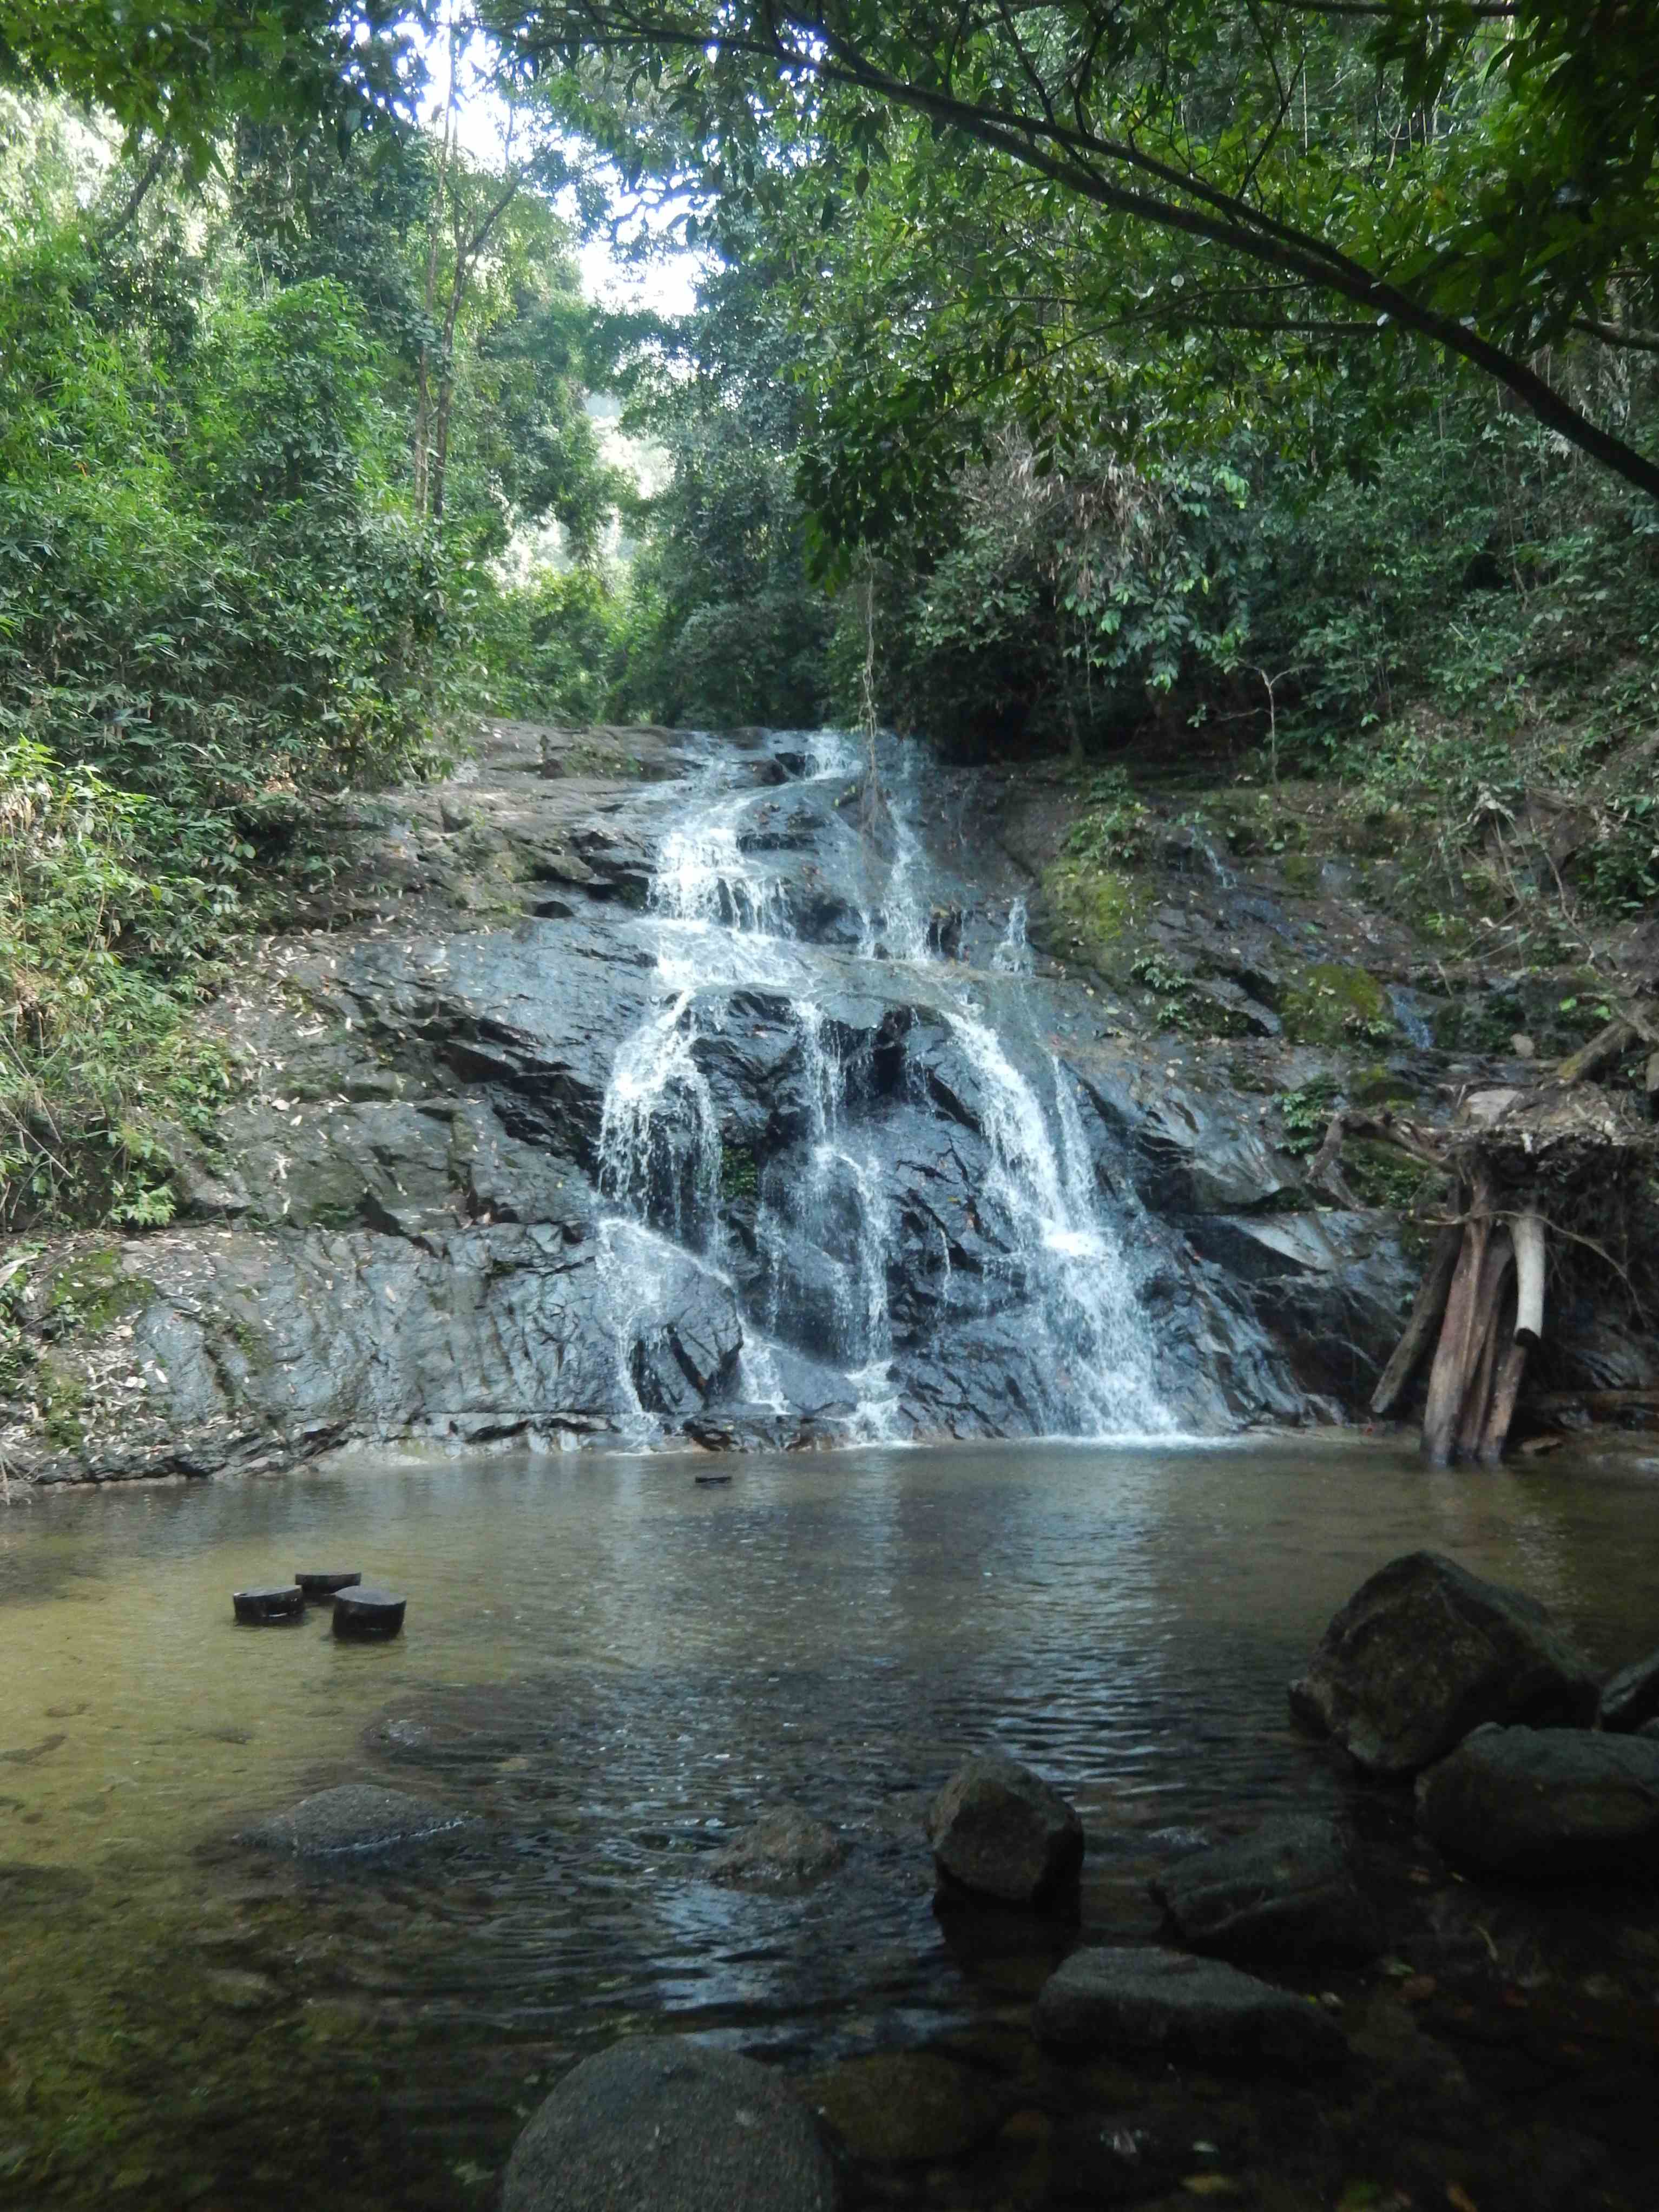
[502,2038,838,2212]
[1033,1945,1347,2070]
[925,1754,1083,1908]
[235,1782,473,1858]
[1289,1551,1599,1778]
[1598,1647,1659,1734]
[1415,1724,1659,1877]
[706,1808,848,1887]
[808,2050,1002,2163]
[1149,1815,1383,1962]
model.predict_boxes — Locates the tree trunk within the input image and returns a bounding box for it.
[1370,1222,1461,1418]
[1420,1179,1491,1470]
[1511,1212,1546,1349]
[1456,1228,1515,1461]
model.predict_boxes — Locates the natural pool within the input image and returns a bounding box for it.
[3,1436,1659,2210]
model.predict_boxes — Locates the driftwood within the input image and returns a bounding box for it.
[1314,1049,1658,1467]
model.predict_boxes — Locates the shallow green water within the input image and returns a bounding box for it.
[3,1435,1658,2209]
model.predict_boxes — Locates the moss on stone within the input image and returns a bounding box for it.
[1280,852,1321,894]
[38,1358,87,1449]
[1042,860,1142,975]
[45,1252,154,1335]
[1282,963,1393,1046]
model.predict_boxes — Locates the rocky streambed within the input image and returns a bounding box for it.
[3,719,1443,1484]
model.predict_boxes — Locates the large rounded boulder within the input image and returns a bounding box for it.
[924,1754,1083,1908]
[1415,1724,1659,1878]
[502,2039,838,2212]
[1288,1551,1598,1779]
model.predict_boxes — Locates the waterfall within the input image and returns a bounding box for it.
[593,730,1169,1440]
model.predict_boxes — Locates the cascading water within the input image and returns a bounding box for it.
[593,730,1169,1441]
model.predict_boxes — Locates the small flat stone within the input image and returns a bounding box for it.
[926,1754,1083,1908]
[1033,1946,1347,2071]
[706,1809,848,1887]
[1599,1648,1659,1733]
[1150,1815,1384,1963]
[1415,1725,1659,1877]
[502,2038,837,2212]
[235,1782,471,1858]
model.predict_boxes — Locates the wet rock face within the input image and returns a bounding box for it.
[8,722,1424,1483]
[502,2038,838,2212]
[1150,1815,1384,1963]
[1416,1726,1659,1877]
[925,1754,1083,1907]
[1289,1551,1601,1778]
[1033,1945,1348,2070]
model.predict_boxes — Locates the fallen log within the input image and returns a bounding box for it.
[1369,1223,1462,1419]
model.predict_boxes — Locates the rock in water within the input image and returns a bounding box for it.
[1033,1946,1347,2070]
[706,1809,848,1886]
[332,1587,406,1640]
[295,1570,362,1598]
[925,1754,1083,1907]
[1599,1648,1659,1734]
[1415,1726,1659,1877]
[232,1585,304,1624]
[1288,1550,1598,1778]
[235,1782,472,1857]
[502,2038,838,2212]
[1150,1816,1383,1962]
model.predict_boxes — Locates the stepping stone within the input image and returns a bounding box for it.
[694,1471,733,1486]
[1033,1945,1347,2070]
[1150,1815,1384,1963]
[503,2038,837,2212]
[235,1782,473,1858]
[232,1586,304,1625]
[295,1570,362,1598]
[332,1587,406,1640]
[926,1753,1082,1908]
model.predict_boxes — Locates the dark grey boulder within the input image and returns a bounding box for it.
[1033,1945,1347,2070]
[1149,1815,1383,1963]
[235,1782,473,1858]
[501,2038,838,2212]
[1288,1551,1599,1778]
[706,1809,848,1887]
[1599,1648,1659,1734]
[925,1753,1083,1907]
[1415,1725,1659,1878]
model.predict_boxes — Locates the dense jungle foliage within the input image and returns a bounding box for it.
[3,2,1658,1229]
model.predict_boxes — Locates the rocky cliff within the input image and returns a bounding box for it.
[3,721,1432,1483]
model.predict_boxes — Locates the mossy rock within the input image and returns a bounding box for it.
[1042,860,1142,975]
[1341,1141,1432,1212]
[1282,964,1393,1047]
[45,1252,154,1337]
[1280,852,1322,894]
[720,1147,760,1201]
[38,1358,87,1449]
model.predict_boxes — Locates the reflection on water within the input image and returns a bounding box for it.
[3,1436,1659,2208]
